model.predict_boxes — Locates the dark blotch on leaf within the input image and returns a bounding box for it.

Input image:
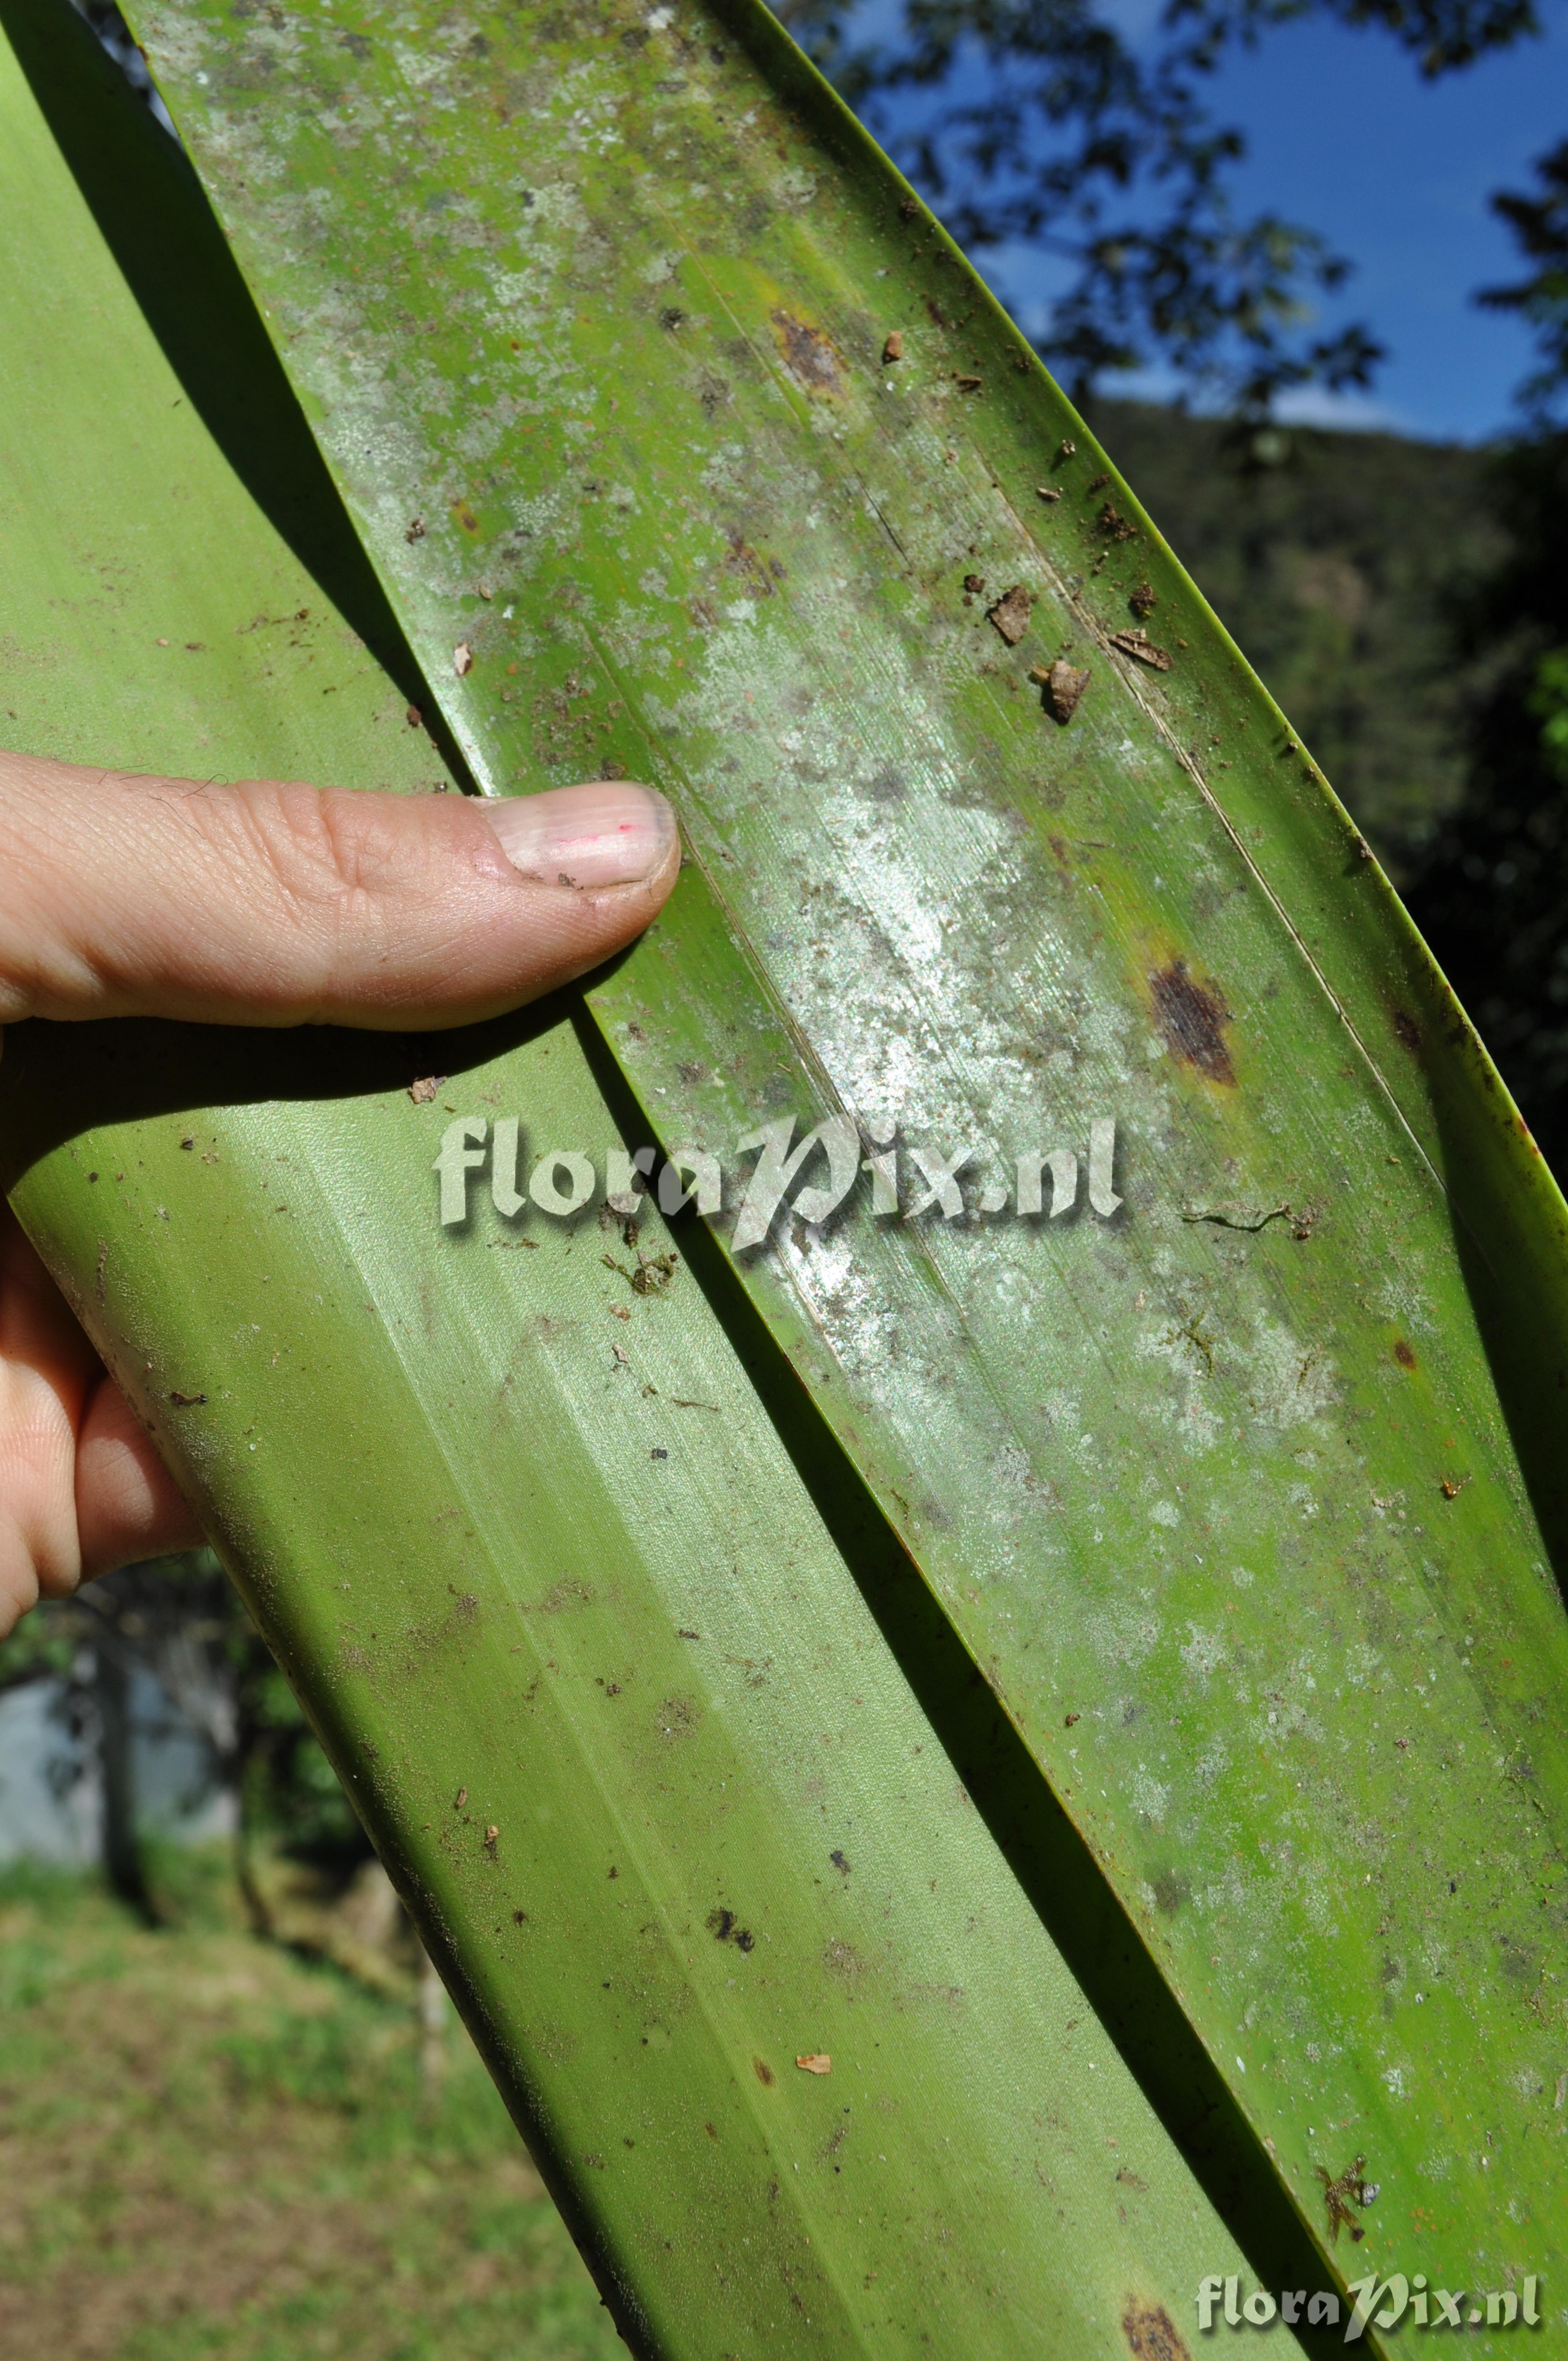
[1123,2301,1192,2361]
[1150,1870,1190,1916]
[1150,960,1236,1086]
[709,1905,755,1952]
[770,308,844,395]
[1394,1340,1417,1370]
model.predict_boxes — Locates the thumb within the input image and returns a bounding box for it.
[0,755,679,1032]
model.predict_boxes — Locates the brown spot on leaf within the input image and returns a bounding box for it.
[753,2056,776,2085]
[451,498,479,534]
[771,309,845,395]
[1394,1340,1417,1370]
[1150,960,1236,1085]
[1393,1008,1423,1054]
[724,530,777,596]
[987,584,1033,644]
[1123,2300,1191,2360]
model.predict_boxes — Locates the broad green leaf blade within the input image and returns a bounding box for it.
[0,12,1271,2353]
[124,0,1568,2302]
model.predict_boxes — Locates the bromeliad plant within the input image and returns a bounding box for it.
[1,0,1564,2350]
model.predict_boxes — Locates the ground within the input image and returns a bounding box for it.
[0,1859,623,2360]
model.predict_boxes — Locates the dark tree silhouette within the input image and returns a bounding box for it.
[1409,144,1568,1168]
[777,0,1542,407]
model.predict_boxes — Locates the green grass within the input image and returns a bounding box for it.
[0,1860,623,2359]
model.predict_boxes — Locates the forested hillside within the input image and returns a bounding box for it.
[1089,400,1504,886]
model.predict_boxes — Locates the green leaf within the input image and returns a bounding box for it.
[112,0,1568,2302]
[0,7,1293,2351]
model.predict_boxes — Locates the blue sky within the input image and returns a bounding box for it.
[894,0,1568,442]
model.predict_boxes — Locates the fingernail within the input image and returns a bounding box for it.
[482,781,675,888]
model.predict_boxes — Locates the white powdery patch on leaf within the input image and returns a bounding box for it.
[1180,1623,1227,1692]
[1244,1314,1338,1429]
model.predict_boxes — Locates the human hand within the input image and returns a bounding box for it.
[0,753,678,1635]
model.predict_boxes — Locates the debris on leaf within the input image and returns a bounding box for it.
[408,1076,443,1105]
[454,1786,468,1809]
[1032,659,1091,723]
[1129,582,1157,618]
[478,579,493,600]
[1057,439,1076,459]
[453,641,474,677]
[406,516,425,542]
[796,2053,832,2075]
[1036,485,1061,502]
[405,703,422,728]
[987,584,1033,645]
[962,572,985,596]
[1086,472,1111,492]
[1316,2155,1369,2245]
[1183,1202,1290,1234]
[954,373,983,391]
[1108,628,1173,672]
[169,1390,208,1408]
[882,330,903,364]
[1096,502,1137,542]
